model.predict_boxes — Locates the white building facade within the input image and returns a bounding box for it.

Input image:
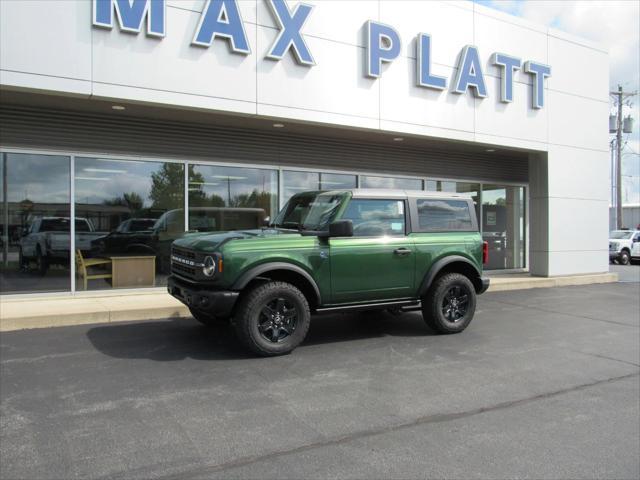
[0,0,610,296]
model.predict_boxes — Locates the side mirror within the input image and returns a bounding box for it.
[262,216,271,227]
[329,220,353,238]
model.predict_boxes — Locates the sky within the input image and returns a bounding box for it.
[476,0,640,205]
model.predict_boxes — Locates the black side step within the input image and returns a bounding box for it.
[316,299,421,314]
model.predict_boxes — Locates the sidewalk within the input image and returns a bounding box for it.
[0,272,617,332]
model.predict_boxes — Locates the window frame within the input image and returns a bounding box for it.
[408,196,479,233]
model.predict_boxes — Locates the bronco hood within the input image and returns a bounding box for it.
[173,228,297,251]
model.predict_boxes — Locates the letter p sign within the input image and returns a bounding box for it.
[365,21,401,78]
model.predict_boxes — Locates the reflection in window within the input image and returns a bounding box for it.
[0,153,71,293]
[320,172,356,190]
[417,199,473,231]
[189,164,278,232]
[482,184,525,270]
[360,175,423,190]
[75,157,185,290]
[341,199,406,236]
[282,170,356,203]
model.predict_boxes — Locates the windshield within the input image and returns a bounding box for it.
[610,231,633,239]
[272,192,347,231]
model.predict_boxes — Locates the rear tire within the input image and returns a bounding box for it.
[234,281,310,356]
[189,308,228,327]
[422,273,476,334]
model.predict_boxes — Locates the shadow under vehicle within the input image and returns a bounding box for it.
[91,207,266,273]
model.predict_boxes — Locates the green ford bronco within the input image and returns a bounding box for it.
[168,189,489,356]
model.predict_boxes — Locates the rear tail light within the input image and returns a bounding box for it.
[482,241,489,264]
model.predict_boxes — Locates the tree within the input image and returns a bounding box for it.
[103,191,144,212]
[149,163,206,209]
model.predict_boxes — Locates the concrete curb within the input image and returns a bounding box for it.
[0,293,190,332]
[486,272,618,292]
[0,273,619,332]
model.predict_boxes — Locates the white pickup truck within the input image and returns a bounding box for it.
[632,237,640,264]
[19,217,104,274]
[609,229,640,265]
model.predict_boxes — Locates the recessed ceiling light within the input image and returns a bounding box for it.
[485,148,496,152]
[273,123,284,128]
[111,105,126,111]
[393,137,404,142]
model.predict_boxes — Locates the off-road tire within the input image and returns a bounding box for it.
[422,273,476,334]
[619,250,630,265]
[234,281,310,356]
[189,307,228,327]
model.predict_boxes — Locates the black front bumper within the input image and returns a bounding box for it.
[167,276,239,317]
[478,276,490,294]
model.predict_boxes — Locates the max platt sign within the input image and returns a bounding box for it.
[92,0,552,109]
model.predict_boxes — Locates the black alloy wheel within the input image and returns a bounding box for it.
[258,297,298,343]
[422,272,477,334]
[234,281,311,356]
[441,285,470,323]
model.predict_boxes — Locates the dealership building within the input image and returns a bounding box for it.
[0,0,610,297]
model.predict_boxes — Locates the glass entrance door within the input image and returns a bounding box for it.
[482,185,525,269]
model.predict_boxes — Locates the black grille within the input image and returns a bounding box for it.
[172,247,195,259]
[172,262,196,277]
[171,246,198,279]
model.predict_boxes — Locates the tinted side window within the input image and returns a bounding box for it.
[341,199,405,236]
[416,199,473,232]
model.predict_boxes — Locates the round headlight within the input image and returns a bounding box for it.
[202,256,216,277]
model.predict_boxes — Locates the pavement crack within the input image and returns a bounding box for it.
[571,350,640,368]
[156,371,640,480]
[488,299,638,328]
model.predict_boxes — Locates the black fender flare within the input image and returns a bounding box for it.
[232,262,322,305]
[418,255,482,297]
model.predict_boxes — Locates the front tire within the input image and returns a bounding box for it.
[422,273,476,334]
[234,281,310,356]
[619,250,630,265]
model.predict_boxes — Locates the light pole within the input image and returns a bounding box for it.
[609,85,636,229]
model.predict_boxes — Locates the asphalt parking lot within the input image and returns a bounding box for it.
[610,263,640,283]
[1,283,639,480]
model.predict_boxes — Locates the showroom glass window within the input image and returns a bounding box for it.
[282,170,356,203]
[74,157,185,290]
[360,175,423,190]
[482,184,525,270]
[0,153,71,294]
[189,164,278,232]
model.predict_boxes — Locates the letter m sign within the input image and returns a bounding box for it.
[93,0,166,37]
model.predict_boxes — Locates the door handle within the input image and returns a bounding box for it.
[393,247,411,256]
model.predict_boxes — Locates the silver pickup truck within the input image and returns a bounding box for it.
[19,217,104,274]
